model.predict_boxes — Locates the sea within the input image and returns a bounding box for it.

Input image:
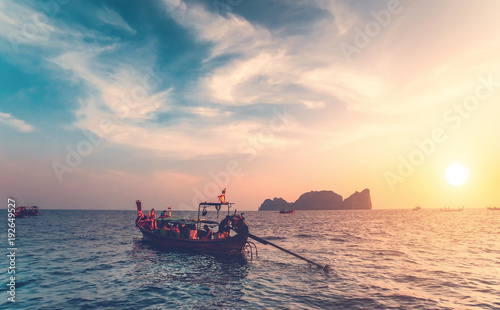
[2,209,499,310]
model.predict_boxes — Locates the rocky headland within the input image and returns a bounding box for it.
[259,189,372,211]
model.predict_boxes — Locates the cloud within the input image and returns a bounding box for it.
[96,7,136,34]
[3,0,499,160]
[0,112,35,132]
[0,0,55,53]
[162,0,273,60]
[47,44,295,158]
[162,1,349,109]
[302,100,326,109]
[187,107,225,117]
[50,50,172,121]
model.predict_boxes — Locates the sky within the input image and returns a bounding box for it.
[1,0,499,210]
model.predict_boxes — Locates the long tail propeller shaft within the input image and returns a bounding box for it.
[248,233,330,273]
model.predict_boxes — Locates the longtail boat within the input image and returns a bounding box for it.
[135,199,250,255]
[486,207,500,211]
[279,209,295,214]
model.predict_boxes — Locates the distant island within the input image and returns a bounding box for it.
[259,189,372,211]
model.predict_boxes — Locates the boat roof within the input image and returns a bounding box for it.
[156,217,218,225]
[199,202,233,207]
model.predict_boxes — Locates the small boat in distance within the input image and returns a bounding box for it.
[15,206,39,217]
[486,207,500,211]
[413,206,421,211]
[279,209,295,214]
[440,206,464,212]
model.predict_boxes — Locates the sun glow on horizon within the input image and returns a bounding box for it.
[445,163,468,186]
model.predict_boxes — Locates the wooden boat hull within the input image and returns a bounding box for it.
[136,220,248,255]
[279,210,295,214]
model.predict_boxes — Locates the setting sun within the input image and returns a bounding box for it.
[446,163,468,186]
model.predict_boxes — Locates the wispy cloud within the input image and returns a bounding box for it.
[0,112,35,132]
[96,7,136,34]
[162,0,273,60]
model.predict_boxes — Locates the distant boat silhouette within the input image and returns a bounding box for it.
[486,207,500,211]
[15,206,39,217]
[413,206,421,211]
[440,206,464,212]
[279,209,295,214]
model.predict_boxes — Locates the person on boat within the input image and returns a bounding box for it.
[137,213,148,225]
[218,188,226,204]
[170,224,180,238]
[231,214,249,236]
[189,224,198,239]
[198,227,206,238]
[142,210,153,230]
[179,224,190,239]
[160,210,167,218]
[159,221,169,235]
[149,208,156,219]
[201,225,213,240]
[164,223,173,237]
[149,209,157,230]
[217,215,231,238]
[155,218,163,233]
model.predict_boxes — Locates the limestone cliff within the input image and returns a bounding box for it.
[259,198,291,211]
[342,189,372,210]
[258,189,372,211]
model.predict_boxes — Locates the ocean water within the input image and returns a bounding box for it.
[2,209,499,310]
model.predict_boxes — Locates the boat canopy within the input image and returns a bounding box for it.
[156,217,218,226]
[199,202,233,209]
[198,202,235,229]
